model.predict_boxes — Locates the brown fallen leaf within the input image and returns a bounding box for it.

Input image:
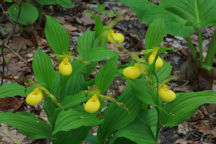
[0,97,24,112]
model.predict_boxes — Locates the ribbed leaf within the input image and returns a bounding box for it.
[153,61,172,83]
[109,118,156,144]
[0,112,52,139]
[160,0,216,27]
[99,82,142,142]
[160,90,216,126]
[137,109,158,137]
[62,91,86,109]
[45,16,69,54]
[53,109,103,134]
[145,18,165,49]
[84,48,118,62]
[0,83,25,98]
[32,49,55,90]
[54,127,90,144]
[85,10,103,38]
[78,30,95,59]
[62,61,86,97]
[95,56,118,93]
[120,0,194,36]
[8,2,38,25]
[128,78,156,105]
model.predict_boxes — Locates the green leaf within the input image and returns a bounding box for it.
[120,0,194,36]
[62,61,86,97]
[0,112,52,139]
[137,109,158,137]
[160,90,216,126]
[95,56,118,94]
[99,83,142,142]
[36,0,57,5]
[145,18,165,49]
[56,0,74,8]
[4,0,13,2]
[62,91,86,109]
[84,47,118,62]
[85,132,98,144]
[97,2,106,14]
[121,0,216,36]
[127,78,156,105]
[153,61,172,83]
[109,118,157,144]
[32,49,55,90]
[45,15,69,54]
[0,83,25,98]
[8,2,38,25]
[51,72,62,101]
[77,30,95,59]
[85,10,104,38]
[53,109,103,134]
[160,0,216,27]
[54,127,91,144]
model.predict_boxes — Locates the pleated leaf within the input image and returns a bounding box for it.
[120,0,194,36]
[95,56,118,94]
[62,61,86,97]
[160,0,216,27]
[77,30,95,59]
[128,78,156,105]
[145,18,165,49]
[45,16,69,54]
[0,112,52,139]
[160,90,216,126]
[33,49,55,89]
[53,109,103,134]
[62,91,86,109]
[85,10,103,38]
[84,48,118,62]
[0,83,26,98]
[99,82,142,142]
[153,61,172,83]
[109,118,156,144]
[54,127,90,144]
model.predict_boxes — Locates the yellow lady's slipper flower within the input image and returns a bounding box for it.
[26,88,43,106]
[158,85,176,102]
[123,64,141,79]
[84,95,100,113]
[107,30,124,44]
[59,57,72,76]
[148,51,163,69]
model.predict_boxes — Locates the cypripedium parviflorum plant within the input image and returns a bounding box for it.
[1,9,216,144]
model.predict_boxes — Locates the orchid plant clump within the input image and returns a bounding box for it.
[1,4,216,144]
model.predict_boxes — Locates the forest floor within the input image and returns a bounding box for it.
[1,0,216,144]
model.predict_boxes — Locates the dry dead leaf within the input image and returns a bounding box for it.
[0,124,26,144]
[0,97,24,112]
[75,13,95,25]
[63,24,77,32]
[8,36,33,52]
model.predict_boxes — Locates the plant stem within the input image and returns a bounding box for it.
[186,37,197,60]
[198,27,203,65]
[205,28,216,68]
[38,5,43,24]
[155,74,161,139]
